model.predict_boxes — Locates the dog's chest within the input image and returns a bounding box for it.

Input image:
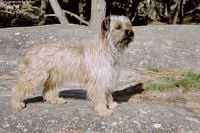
[85,51,119,86]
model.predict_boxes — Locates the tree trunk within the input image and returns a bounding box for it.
[90,0,106,29]
[39,0,48,25]
[129,0,141,23]
[179,0,185,24]
[49,0,69,24]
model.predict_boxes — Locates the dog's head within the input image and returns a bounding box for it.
[101,16,134,51]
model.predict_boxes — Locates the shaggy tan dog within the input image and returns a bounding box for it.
[11,16,134,117]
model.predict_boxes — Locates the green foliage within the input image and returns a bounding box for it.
[147,65,160,72]
[146,71,200,91]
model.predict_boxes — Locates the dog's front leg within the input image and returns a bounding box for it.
[107,91,118,109]
[86,84,112,117]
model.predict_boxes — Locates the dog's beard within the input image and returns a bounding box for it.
[109,35,133,51]
[116,35,133,49]
[120,35,133,45]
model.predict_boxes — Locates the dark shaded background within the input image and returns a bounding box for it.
[0,0,199,28]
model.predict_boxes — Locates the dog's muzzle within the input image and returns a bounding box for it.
[122,30,134,44]
[126,30,134,38]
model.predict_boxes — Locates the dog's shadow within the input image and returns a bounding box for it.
[112,83,144,103]
[24,83,144,104]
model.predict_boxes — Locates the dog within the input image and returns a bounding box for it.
[11,16,134,117]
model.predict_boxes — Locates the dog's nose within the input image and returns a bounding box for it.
[126,30,134,37]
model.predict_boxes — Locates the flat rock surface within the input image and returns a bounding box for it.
[0,24,200,77]
[0,79,200,133]
[0,25,200,132]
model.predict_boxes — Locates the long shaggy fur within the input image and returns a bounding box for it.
[11,16,134,117]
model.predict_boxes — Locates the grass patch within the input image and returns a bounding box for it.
[147,65,160,72]
[145,71,200,91]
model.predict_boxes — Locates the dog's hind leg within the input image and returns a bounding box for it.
[11,72,47,109]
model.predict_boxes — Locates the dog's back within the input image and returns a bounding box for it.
[20,43,85,81]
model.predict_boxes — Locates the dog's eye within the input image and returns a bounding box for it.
[116,25,121,30]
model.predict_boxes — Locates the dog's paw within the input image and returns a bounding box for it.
[12,101,26,109]
[108,101,118,109]
[47,97,66,104]
[98,109,113,117]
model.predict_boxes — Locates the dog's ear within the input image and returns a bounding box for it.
[101,17,110,40]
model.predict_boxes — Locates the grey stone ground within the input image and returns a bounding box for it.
[0,25,200,133]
